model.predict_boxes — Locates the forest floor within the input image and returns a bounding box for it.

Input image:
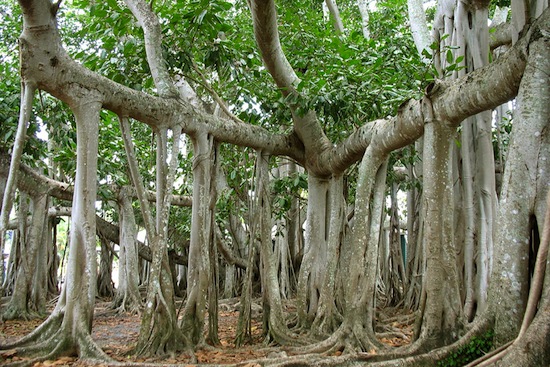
[0,298,414,366]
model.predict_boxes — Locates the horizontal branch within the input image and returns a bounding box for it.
[17,3,304,163]
[15,1,549,179]
[309,8,544,176]
[0,152,192,206]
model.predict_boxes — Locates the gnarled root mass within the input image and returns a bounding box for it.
[0,310,112,367]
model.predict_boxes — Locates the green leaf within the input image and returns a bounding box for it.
[446,49,453,64]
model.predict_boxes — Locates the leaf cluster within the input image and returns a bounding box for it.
[271,171,307,220]
[273,0,425,141]
[437,330,494,367]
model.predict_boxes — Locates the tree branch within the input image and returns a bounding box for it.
[124,0,179,98]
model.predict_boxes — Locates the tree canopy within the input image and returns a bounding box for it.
[1,0,549,366]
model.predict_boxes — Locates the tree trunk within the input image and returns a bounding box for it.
[414,98,463,350]
[97,235,115,299]
[310,175,346,337]
[0,82,36,297]
[297,175,330,327]
[256,151,299,345]
[489,32,550,347]
[179,131,215,346]
[121,122,185,356]
[0,94,112,364]
[111,186,142,313]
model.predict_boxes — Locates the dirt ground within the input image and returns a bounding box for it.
[0,300,413,366]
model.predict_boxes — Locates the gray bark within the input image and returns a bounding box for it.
[179,131,215,346]
[414,102,463,350]
[111,186,142,313]
[489,32,550,346]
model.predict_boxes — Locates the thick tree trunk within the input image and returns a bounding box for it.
[0,94,112,364]
[489,32,550,346]
[414,98,463,350]
[310,175,346,337]
[297,175,330,327]
[302,148,388,354]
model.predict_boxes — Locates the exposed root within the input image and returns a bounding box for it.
[288,323,365,355]
[2,349,59,367]
[110,294,143,316]
[2,306,43,322]
[0,310,64,349]
[1,310,113,367]
[77,331,112,362]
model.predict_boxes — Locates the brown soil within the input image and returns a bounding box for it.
[0,301,413,366]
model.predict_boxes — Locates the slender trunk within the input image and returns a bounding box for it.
[180,131,215,346]
[120,118,185,356]
[97,235,115,298]
[0,82,36,293]
[357,0,371,39]
[407,0,431,57]
[112,186,142,313]
[324,0,345,35]
[256,150,297,345]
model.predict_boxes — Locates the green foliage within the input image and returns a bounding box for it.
[274,0,424,140]
[437,330,494,367]
[272,171,308,220]
[0,1,48,168]
[418,35,466,88]
[62,0,153,91]
[490,0,511,10]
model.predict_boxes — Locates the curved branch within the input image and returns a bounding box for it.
[310,13,538,176]
[16,3,303,161]
[489,21,513,50]
[124,0,179,98]
[249,0,331,156]
[249,0,299,93]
